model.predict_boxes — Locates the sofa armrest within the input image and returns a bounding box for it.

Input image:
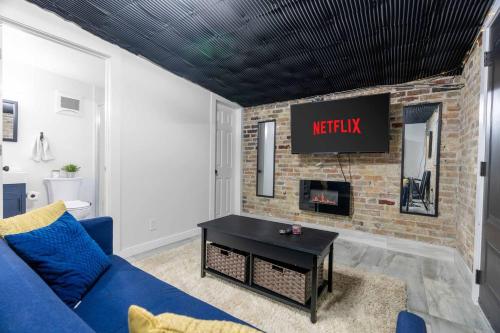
[396,311,427,333]
[80,216,113,255]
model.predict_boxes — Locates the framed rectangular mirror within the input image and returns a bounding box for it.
[3,100,19,142]
[256,120,276,197]
[400,103,441,217]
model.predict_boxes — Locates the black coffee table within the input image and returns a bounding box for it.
[198,215,339,323]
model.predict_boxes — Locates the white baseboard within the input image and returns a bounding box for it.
[241,212,456,262]
[118,228,200,258]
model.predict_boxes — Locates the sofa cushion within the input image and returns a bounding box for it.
[76,256,249,333]
[5,211,110,307]
[0,200,66,236]
[0,239,94,333]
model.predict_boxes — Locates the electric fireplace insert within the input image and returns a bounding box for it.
[299,180,351,216]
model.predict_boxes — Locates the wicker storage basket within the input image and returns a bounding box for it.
[206,243,248,282]
[253,257,324,304]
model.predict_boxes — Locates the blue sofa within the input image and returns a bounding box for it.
[0,217,248,333]
[396,311,427,333]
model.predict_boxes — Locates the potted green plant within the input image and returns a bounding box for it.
[61,164,80,178]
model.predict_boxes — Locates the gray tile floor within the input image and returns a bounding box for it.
[333,239,494,333]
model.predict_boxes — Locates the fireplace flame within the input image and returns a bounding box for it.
[311,192,337,205]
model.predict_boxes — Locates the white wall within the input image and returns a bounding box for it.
[404,123,426,178]
[0,0,238,255]
[425,111,439,201]
[119,50,211,249]
[2,26,103,213]
[0,23,3,219]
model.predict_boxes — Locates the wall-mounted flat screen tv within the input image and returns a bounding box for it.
[291,93,390,154]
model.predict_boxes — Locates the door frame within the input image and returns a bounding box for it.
[473,0,500,303]
[0,19,113,231]
[209,94,242,219]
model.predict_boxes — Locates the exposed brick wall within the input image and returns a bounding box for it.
[456,40,482,270]
[242,77,465,247]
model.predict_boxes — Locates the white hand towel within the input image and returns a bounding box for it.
[41,136,54,161]
[32,135,54,162]
[32,136,42,162]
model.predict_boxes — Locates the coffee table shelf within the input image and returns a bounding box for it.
[204,262,329,312]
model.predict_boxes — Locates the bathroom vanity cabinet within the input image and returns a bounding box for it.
[3,184,26,218]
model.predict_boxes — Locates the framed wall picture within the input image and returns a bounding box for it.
[3,100,19,142]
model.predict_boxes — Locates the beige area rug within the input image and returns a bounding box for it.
[131,240,407,333]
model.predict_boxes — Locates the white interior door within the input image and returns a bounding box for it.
[215,102,235,218]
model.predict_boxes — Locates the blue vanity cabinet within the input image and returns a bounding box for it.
[3,184,26,218]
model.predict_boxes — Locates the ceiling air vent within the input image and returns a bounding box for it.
[55,91,81,116]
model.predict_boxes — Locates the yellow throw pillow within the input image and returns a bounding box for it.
[128,305,259,333]
[0,201,66,237]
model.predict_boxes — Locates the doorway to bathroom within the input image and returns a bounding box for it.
[212,97,242,219]
[1,24,107,219]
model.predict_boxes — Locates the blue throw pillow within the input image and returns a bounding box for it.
[5,211,110,307]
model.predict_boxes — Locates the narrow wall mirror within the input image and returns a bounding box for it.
[400,103,441,216]
[256,120,276,197]
[3,100,19,142]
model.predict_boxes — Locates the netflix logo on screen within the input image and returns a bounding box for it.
[291,93,389,153]
[312,118,361,136]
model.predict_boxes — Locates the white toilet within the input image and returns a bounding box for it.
[44,177,92,220]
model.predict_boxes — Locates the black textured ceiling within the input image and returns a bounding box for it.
[27,0,492,106]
